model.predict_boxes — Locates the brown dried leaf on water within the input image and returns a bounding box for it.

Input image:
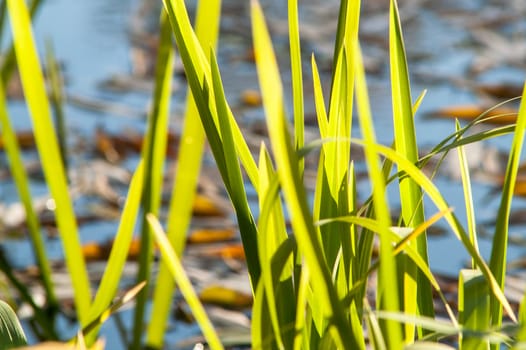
[200,243,246,261]
[82,238,143,262]
[95,127,120,163]
[240,89,262,107]
[192,194,226,217]
[513,178,526,198]
[0,130,36,150]
[94,127,179,162]
[199,285,252,309]
[428,104,517,124]
[476,83,523,100]
[82,241,112,262]
[187,228,236,244]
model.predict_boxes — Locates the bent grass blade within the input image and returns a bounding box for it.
[86,162,145,338]
[131,10,173,349]
[147,0,221,345]
[147,214,224,350]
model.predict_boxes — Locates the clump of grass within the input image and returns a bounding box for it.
[2,0,526,349]
[157,0,526,348]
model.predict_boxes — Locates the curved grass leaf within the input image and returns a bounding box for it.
[83,282,146,338]
[489,83,526,339]
[86,162,145,336]
[390,1,433,339]
[256,145,287,349]
[288,0,304,174]
[147,214,224,350]
[354,42,402,347]
[455,120,479,269]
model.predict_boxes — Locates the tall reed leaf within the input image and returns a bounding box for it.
[162,0,262,285]
[489,83,526,341]
[288,0,304,174]
[131,10,173,349]
[311,56,329,139]
[147,0,221,346]
[6,0,91,324]
[86,162,144,337]
[455,120,479,269]
[0,0,43,85]
[252,1,354,347]
[389,0,433,340]
[255,144,295,348]
[209,51,262,285]
[458,269,490,350]
[354,43,403,347]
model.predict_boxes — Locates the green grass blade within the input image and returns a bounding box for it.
[209,51,261,284]
[147,214,224,350]
[146,0,222,346]
[458,269,490,350]
[288,0,304,175]
[256,146,285,349]
[86,162,144,335]
[83,282,146,338]
[515,292,526,347]
[365,300,387,350]
[331,0,360,88]
[0,1,6,48]
[489,82,526,337]
[6,0,91,324]
[311,55,329,139]
[0,0,42,85]
[389,0,434,339]
[354,43,402,347]
[131,10,174,349]
[45,40,68,170]
[455,120,479,269]
[252,276,274,349]
[293,264,311,350]
[256,144,296,348]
